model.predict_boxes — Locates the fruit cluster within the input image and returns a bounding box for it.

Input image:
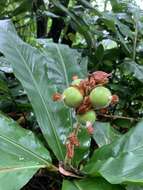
[52,71,119,160]
[53,71,119,127]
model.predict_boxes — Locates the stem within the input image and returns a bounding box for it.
[74,123,81,136]
[64,148,72,165]
[133,17,138,61]
[64,123,81,165]
[104,0,108,11]
[98,113,140,122]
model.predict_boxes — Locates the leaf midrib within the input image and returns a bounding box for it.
[74,181,83,190]
[0,165,46,173]
[55,44,73,127]
[55,44,69,87]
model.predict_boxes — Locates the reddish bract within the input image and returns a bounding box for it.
[66,142,74,159]
[89,71,111,85]
[111,95,119,105]
[99,108,109,114]
[52,93,62,101]
[86,122,94,135]
[76,96,92,114]
[68,132,80,146]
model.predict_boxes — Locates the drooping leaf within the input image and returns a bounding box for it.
[62,178,124,190]
[93,122,120,147]
[0,112,52,190]
[84,120,143,185]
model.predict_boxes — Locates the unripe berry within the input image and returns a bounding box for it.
[89,86,112,109]
[71,79,82,86]
[77,110,96,124]
[63,87,83,108]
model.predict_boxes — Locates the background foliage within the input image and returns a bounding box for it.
[0,0,143,190]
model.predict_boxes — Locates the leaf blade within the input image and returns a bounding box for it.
[0,27,66,160]
[62,178,124,190]
[0,112,52,190]
[84,120,143,185]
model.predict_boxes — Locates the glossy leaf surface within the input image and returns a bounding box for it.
[0,113,52,190]
[84,120,143,184]
[93,122,120,147]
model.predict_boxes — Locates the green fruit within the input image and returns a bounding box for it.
[77,110,96,124]
[90,86,112,109]
[71,79,82,85]
[63,87,83,108]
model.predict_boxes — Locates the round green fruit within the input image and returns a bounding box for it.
[89,86,112,109]
[71,79,82,86]
[77,110,96,124]
[63,87,83,108]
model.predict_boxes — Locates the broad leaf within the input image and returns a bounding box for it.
[0,26,67,160]
[39,40,87,90]
[0,21,90,163]
[0,113,52,190]
[62,178,124,190]
[93,122,120,147]
[84,120,143,185]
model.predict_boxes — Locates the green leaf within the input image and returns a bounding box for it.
[0,57,13,73]
[0,19,17,33]
[126,185,143,190]
[95,44,104,61]
[84,120,143,185]
[113,119,133,129]
[39,41,87,89]
[12,0,32,16]
[116,30,130,54]
[93,122,120,147]
[0,21,89,163]
[102,13,132,54]
[122,59,143,83]
[109,0,127,12]
[62,178,124,190]
[73,128,91,166]
[51,0,95,49]
[0,112,52,190]
[0,26,67,160]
